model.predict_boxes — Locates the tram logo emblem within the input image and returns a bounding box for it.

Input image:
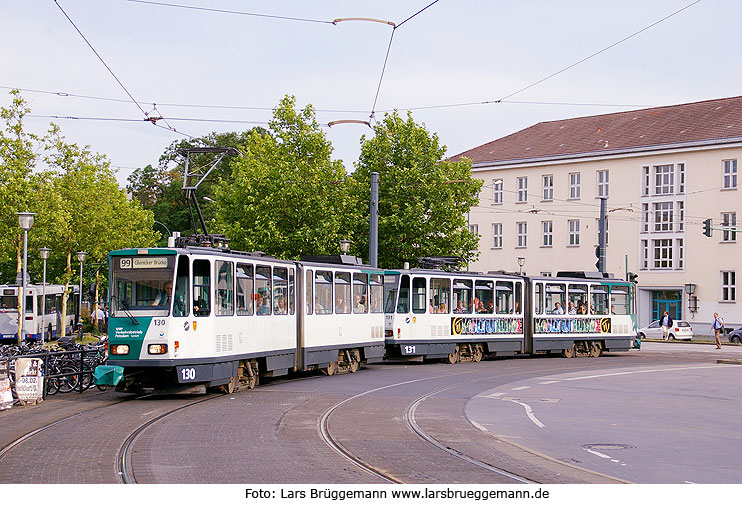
[184,321,190,331]
[600,318,611,333]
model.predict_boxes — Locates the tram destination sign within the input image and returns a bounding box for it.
[119,257,169,269]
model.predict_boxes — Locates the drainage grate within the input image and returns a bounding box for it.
[582,443,636,451]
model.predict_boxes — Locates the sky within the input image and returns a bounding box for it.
[2,0,740,188]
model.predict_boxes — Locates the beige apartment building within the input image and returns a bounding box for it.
[455,96,741,332]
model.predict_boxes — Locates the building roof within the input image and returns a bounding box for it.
[453,96,742,167]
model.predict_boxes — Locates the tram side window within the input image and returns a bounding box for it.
[306,269,313,315]
[172,256,190,317]
[430,278,451,314]
[335,272,351,314]
[412,277,427,314]
[496,281,514,314]
[568,284,588,315]
[353,273,369,314]
[315,271,333,314]
[534,283,543,315]
[370,274,383,313]
[384,274,399,313]
[236,263,254,316]
[515,282,522,314]
[274,267,289,315]
[453,279,472,313]
[255,265,272,315]
[610,285,630,315]
[289,268,295,315]
[215,261,234,316]
[590,285,609,315]
[193,259,211,317]
[475,280,494,314]
[545,283,565,314]
[397,275,410,314]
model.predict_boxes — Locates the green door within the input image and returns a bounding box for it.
[652,290,681,321]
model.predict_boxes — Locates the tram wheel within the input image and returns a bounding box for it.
[447,345,460,364]
[589,342,602,358]
[348,349,360,373]
[472,344,483,363]
[324,361,338,376]
[562,345,576,359]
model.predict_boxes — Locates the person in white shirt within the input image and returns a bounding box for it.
[553,301,565,315]
[711,312,724,349]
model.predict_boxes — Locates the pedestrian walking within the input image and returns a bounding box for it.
[711,312,724,349]
[660,311,673,340]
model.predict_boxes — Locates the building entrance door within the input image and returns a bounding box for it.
[652,290,682,321]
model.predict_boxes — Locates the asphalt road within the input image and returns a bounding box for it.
[0,341,739,484]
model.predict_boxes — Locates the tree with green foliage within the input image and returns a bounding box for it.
[351,111,482,269]
[214,95,354,258]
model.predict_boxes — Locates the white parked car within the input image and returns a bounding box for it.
[637,320,694,341]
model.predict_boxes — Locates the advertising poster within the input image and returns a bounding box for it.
[14,357,43,403]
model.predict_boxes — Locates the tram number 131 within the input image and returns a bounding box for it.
[403,345,416,355]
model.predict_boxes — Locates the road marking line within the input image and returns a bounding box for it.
[562,364,726,382]
[507,399,545,428]
[584,448,612,459]
[511,385,531,391]
[539,380,561,384]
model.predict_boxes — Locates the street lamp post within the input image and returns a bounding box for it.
[39,247,51,345]
[17,212,36,345]
[77,251,87,341]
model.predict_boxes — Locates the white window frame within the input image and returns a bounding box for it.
[676,238,684,270]
[542,175,553,201]
[723,159,737,189]
[653,202,674,233]
[597,170,609,198]
[642,166,650,196]
[721,212,737,242]
[493,179,503,204]
[517,177,528,203]
[469,224,479,237]
[569,172,581,199]
[641,239,649,270]
[653,239,673,269]
[516,221,527,248]
[492,223,502,249]
[721,271,736,302]
[542,220,552,247]
[654,164,674,196]
[568,219,580,246]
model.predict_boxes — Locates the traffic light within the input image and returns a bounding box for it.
[703,218,712,237]
[628,272,638,284]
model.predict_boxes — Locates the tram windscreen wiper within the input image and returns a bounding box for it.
[115,297,139,326]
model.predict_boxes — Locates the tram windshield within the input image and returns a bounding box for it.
[383,274,400,313]
[110,255,176,316]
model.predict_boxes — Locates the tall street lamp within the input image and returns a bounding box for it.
[77,251,87,340]
[39,247,51,345]
[17,212,36,345]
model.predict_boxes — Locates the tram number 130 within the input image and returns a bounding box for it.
[180,367,197,382]
[403,345,416,355]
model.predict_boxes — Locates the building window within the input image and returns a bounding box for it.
[516,222,527,247]
[542,220,552,247]
[542,175,553,201]
[568,219,580,246]
[653,239,673,269]
[641,239,648,270]
[721,271,736,301]
[653,202,674,232]
[676,238,684,270]
[569,172,581,199]
[469,224,479,237]
[642,166,650,196]
[722,212,737,242]
[641,203,649,233]
[517,177,528,203]
[677,201,685,232]
[654,164,674,195]
[678,163,685,193]
[597,170,609,197]
[723,159,738,189]
[493,179,503,204]
[492,223,502,248]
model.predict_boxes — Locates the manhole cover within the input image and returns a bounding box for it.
[582,443,636,451]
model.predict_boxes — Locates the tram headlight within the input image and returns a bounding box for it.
[148,344,168,355]
[111,344,130,355]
